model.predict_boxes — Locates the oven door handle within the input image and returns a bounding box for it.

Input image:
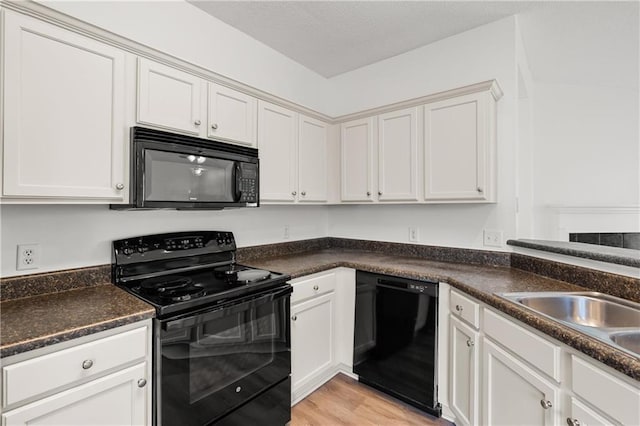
[162,284,292,331]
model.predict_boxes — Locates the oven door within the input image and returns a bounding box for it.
[156,285,291,426]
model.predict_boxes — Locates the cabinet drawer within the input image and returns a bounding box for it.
[484,309,560,382]
[291,272,336,304]
[450,289,480,328]
[571,355,640,426]
[2,326,147,407]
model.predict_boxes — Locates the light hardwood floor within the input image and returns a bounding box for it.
[291,374,452,426]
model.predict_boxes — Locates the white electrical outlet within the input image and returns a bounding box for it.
[409,227,419,242]
[483,230,503,247]
[17,244,40,270]
[284,225,290,240]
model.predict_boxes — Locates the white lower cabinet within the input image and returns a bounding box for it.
[291,292,335,397]
[289,268,355,405]
[449,315,479,426]
[1,321,151,426]
[445,288,640,426]
[2,363,147,426]
[482,339,559,426]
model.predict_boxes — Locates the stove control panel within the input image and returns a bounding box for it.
[113,231,236,260]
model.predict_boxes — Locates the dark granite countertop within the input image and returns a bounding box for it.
[0,284,155,358]
[508,238,640,268]
[243,247,640,381]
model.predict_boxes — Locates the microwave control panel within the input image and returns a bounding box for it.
[238,163,258,203]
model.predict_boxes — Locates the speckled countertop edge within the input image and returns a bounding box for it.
[508,238,640,268]
[1,284,155,358]
[243,248,640,381]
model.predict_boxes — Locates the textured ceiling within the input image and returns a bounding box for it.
[188,1,542,78]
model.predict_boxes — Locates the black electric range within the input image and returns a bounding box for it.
[112,231,292,426]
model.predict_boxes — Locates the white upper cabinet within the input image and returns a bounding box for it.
[377,107,419,201]
[424,90,497,202]
[207,82,257,147]
[2,10,127,201]
[258,101,298,202]
[137,59,258,147]
[298,115,328,202]
[341,118,375,202]
[137,58,204,136]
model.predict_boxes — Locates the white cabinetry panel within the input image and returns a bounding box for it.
[2,11,126,200]
[483,339,559,426]
[341,118,374,202]
[298,115,328,202]
[207,83,257,147]
[449,316,479,426]
[424,92,495,202]
[258,101,297,201]
[137,58,204,136]
[2,364,147,426]
[377,107,419,201]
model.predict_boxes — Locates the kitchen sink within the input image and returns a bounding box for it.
[609,330,640,355]
[498,292,640,358]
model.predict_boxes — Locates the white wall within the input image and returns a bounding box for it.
[532,83,640,239]
[37,0,334,115]
[328,17,519,250]
[0,205,328,277]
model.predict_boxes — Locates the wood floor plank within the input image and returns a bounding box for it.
[291,374,452,426]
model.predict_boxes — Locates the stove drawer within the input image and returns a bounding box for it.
[2,326,147,407]
[290,271,336,304]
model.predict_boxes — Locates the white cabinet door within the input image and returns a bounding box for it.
[341,117,375,202]
[298,115,328,202]
[207,82,257,147]
[291,292,335,396]
[258,101,297,202]
[377,107,419,201]
[137,58,204,136]
[567,397,615,426]
[424,92,492,201]
[483,339,559,426]
[449,316,479,426]
[2,11,126,200]
[2,363,148,426]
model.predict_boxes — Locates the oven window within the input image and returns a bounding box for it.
[160,294,290,426]
[143,149,235,203]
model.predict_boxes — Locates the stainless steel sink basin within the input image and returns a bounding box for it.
[509,293,640,328]
[498,292,640,358]
[609,330,640,355]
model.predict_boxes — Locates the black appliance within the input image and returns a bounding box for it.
[353,270,441,416]
[112,231,291,426]
[112,127,259,210]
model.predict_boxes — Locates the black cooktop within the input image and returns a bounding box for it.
[112,231,290,318]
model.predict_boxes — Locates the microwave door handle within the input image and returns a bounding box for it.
[234,162,242,202]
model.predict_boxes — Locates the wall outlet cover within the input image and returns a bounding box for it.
[409,227,419,242]
[483,230,503,247]
[17,243,40,270]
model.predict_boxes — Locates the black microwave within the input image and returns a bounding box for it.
[112,127,259,210]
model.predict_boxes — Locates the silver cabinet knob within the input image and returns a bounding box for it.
[292,191,297,196]
[82,359,93,370]
[194,119,201,126]
[291,315,297,321]
[235,386,242,393]
[466,339,475,347]
[313,285,319,291]
[566,418,580,426]
[477,187,483,192]
[455,305,463,312]
[540,400,553,410]
[211,123,218,130]
[301,191,306,196]
[137,378,147,388]
[115,183,124,190]
[366,191,371,196]
[378,191,382,196]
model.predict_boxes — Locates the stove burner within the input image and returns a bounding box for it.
[140,276,205,302]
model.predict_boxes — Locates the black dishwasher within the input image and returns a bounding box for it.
[353,270,441,416]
